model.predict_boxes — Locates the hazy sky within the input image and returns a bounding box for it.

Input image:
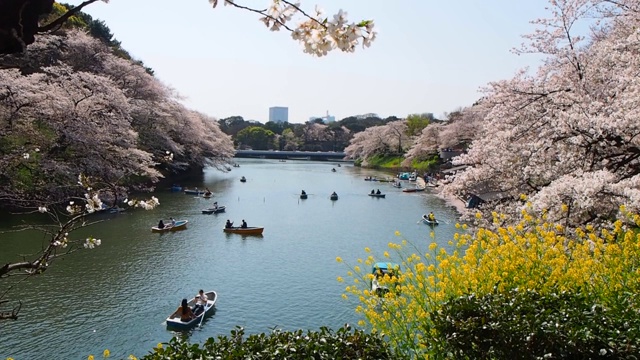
[64,0,550,123]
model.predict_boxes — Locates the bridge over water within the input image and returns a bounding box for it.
[235,150,350,162]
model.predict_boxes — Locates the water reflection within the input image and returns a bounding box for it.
[0,159,463,359]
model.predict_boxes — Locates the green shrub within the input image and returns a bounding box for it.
[431,288,640,359]
[143,324,394,360]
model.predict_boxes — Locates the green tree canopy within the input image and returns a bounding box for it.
[405,113,431,136]
[236,126,276,150]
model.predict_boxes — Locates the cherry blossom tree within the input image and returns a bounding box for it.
[344,120,412,165]
[0,29,235,319]
[0,0,376,57]
[403,123,445,164]
[444,0,640,229]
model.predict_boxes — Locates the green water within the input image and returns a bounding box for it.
[0,159,461,359]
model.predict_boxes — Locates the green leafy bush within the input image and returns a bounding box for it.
[143,324,394,360]
[431,288,640,359]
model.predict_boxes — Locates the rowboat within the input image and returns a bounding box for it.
[300,193,308,199]
[392,182,402,188]
[166,290,217,330]
[223,226,264,235]
[151,220,188,232]
[371,262,400,297]
[184,189,204,195]
[330,193,338,200]
[202,206,225,214]
[402,187,425,193]
[170,185,183,192]
[368,193,386,198]
[240,176,247,182]
[421,214,439,226]
[202,193,213,199]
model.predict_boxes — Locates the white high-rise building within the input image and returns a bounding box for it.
[269,107,289,123]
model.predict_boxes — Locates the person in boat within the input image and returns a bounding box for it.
[225,220,234,228]
[204,187,212,196]
[170,298,195,322]
[241,219,248,228]
[427,212,436,221]
[192,290,208,315]
[169,217,176,227]
[213,201,218,209]
[157,219,165,229]
[371,189,375,194]
[301,190,306,195]
[332,192,337,196]
[376,189,381,195]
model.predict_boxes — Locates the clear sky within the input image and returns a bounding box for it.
[64,0,550,123]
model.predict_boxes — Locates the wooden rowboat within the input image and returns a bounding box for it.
[202,206,225,214]
[300,193,308,199]
[151,220,188,232]
[368,193,386,198]
[223,226,264,235]
[330,194,338,200]
[166,290,217,330]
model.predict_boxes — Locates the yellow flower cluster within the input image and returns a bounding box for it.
[338,207,640,357]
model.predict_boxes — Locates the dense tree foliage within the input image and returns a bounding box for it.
[405,113,432,137]
[343,118,425,166]
[236,126,276,150]
[440,0,640,229]
[142,325,394,360]
[0,29,235,205]
[218,116,390,151]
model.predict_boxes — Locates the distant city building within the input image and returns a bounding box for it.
[269,107,289,123]
[309,111,336,123]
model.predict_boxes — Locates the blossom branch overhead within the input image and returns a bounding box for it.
[209,0,377,56]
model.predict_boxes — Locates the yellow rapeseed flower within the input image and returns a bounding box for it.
[157,343,163,349]
[88,356,95,360]
[335,256,343,263]
[128,356,138,360]
[364,247,371,253]
[395,230,401,236]
[337,276,344,282]
[103,349,110,358]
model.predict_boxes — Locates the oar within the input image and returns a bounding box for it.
[198,306,206,328]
